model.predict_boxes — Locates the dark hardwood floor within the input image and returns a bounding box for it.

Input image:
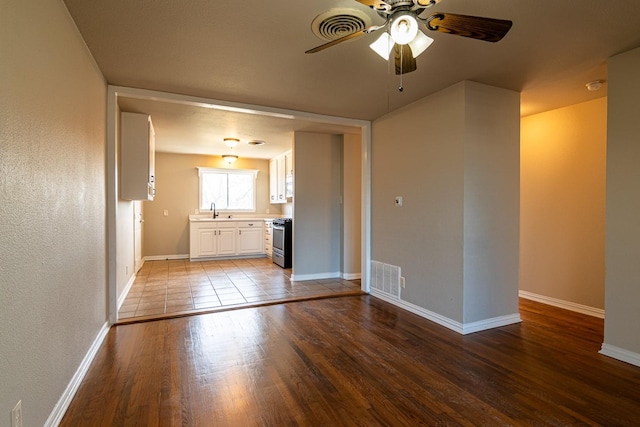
[61,296,640,426]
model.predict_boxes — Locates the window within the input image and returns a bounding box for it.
[198,168,258,212]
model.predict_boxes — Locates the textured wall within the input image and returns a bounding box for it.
[604,46,640,356]
[520,98,607,309]
[371,81,520,325]
[0,0,107,425]
[342,134,362,276]
[293,132,343,277]
[372,83,466,322]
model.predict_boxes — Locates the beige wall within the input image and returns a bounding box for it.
[520,98,607,309]
[604,46,640,359]
[0,0,107,425]
[143,152,277,257]
[372,81,520,326]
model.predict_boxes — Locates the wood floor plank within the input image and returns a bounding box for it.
[61,296,640,426]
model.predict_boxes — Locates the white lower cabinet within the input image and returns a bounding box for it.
[190,220,263,260]
[237,221,263,254]
[264,220,273,258]
[190,222,237,259]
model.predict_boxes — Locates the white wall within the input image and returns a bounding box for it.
[371,81,520,329]
[0,0,107,424]
[520,98,607,310]
[603,46,640,363]
[292,132,342,278]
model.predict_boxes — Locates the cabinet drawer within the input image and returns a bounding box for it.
[236,221,260,228]
[217,222,237,229]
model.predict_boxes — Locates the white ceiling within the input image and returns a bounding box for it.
[63,0,640,157]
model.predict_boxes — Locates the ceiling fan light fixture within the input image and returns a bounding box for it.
[222,154,238,164]
[390,13,418,45]
[408,30,434,58]
[369,32,394,59]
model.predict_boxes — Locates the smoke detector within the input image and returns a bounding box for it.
[586,80,604,91]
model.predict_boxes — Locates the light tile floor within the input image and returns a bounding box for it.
[118,257,362,322]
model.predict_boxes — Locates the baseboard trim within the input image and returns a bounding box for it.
[461,313,522,335]
[291,272,341,282]
[117,274,136,310]
[600,343,640,368]
[371,290,464,333]
[44,321,110,427]
[342,272,361,280]
[519,290,605,319]
[144,254,189,261]
[371,290,521,335]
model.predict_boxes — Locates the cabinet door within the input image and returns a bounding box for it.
[197,227,218,256]
[217,228,237,255]
[237,226,263,254]
[269,158,278,204]
[276,155,286,202]
[121,112,155,201]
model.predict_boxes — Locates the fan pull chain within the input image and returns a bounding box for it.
[398,47,404,92]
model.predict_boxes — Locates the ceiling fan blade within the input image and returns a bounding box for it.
[425,13,512,42]
[394,44,417,75]
[355,0,392,12]
[305,29,368,54]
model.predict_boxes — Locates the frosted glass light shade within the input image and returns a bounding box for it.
[369,32,394,59]
[390,14,418,45]
[408,31,434,57]
[222,154,238,164]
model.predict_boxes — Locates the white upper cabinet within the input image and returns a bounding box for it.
[120,112,155,201]
[270,150,292,204]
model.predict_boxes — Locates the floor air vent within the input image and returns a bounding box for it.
[371,260,401,299]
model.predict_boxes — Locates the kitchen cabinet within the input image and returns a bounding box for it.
[189,219,265,260]
[269,151,292,204]
[120,112,155,200]
[190,221,237,259]
[285,151,293,198]
[236,221,263,254]
[264,220,273,258]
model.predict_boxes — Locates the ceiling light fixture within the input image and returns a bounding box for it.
[222,154,238,164]
[224,137,239,148]
[369,13,433,61]
[247,140,265,146]
[390,13,418,45]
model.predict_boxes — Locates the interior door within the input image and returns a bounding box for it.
[134,201,143,273]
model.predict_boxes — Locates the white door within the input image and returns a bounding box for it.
[134,201,143,273]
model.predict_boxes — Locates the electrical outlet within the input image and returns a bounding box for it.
[400,276,406,288]
[163,210,169,216]
[12,400,22,427]
[395,196,403,207]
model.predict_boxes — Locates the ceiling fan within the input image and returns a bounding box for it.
[306,0,513,76]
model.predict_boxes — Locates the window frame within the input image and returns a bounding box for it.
[197,167,259,213]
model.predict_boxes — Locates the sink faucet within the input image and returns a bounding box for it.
[210,202,218,219]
